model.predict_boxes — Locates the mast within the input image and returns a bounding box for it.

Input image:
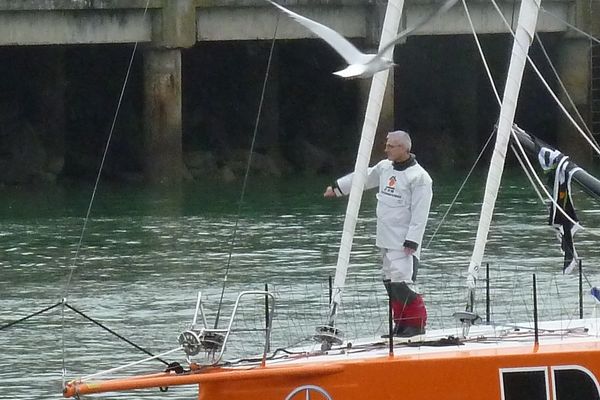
[466,0,542,311]
[326,0,405,327]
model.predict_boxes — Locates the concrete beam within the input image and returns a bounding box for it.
[196,4,369,41]
[160,0,196,48]
[0,9,153,45]
[408,1,570,35]
[0,1,578,46]
[195,1,573,43]
[0,0,162,11]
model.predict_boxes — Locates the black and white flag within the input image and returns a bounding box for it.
[538,146,582,274]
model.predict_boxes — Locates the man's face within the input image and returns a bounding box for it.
[385,140,409,162]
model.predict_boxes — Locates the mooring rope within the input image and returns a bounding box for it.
[1,299,166,363]
[64,302,169,365]
[0,301,62,331]
[213,13,281,329]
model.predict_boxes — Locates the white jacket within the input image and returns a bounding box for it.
[336,158,432,257]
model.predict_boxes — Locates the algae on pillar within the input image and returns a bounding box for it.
[142,0,195,184]
[143,48,185,184]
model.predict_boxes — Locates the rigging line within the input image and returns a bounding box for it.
[79,347,182,382]
[510,142,545,204]
[582,267,595,288]
[510,127,582,228]
[63,1,151,297]
[463,0,545,206]
[214,15,280,329]
[461,0,501,106]
[64,303,169,365]
[551,277,581,323]
[224,347,309,365]
[489,0,600,157]
[424,0,503,251]
[525,60,600,155]
[534,32,598,145]
[486,0,594,225]
[424,127,496,250]
[550,277,567,318]
[425,0,505,250]
[540,6,600,45]
[377,0,462,55]
[510,0,517,31]
[61,0,152,385]
[375,0,403,14]
[0,301,62,331]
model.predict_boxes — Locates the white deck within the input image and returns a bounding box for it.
[220,317,600,368]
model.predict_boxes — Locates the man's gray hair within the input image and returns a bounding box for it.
[387,130,412,151]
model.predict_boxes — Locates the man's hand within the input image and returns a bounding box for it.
[324,186,336,198]
[403,240,418,256]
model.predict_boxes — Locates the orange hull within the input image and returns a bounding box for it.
[64,340,600,399]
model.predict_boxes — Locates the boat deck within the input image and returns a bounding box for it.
[222,317,600,368]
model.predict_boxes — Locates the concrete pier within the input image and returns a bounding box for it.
[0,0,594,183]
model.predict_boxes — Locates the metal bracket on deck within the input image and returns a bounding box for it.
[178,329,226,356]
[178,290,276,365]
[314,325,343,351]
[453,311,481,337]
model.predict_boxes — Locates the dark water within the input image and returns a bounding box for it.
[2,172,600,399]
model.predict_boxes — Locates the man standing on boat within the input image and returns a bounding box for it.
[324,130,433,337]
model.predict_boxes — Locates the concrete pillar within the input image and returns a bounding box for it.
[593,1,600,36]
[357,70,395,162]
[142,0,195,184]
[589,0,600,139]
[143,48,185,184]
[556,37,592,165]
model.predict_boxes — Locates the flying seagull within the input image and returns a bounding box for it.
[268,0,460,79]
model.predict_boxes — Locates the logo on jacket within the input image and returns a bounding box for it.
[384,176,397,194]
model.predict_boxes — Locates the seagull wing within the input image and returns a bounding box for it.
[268,0,369,65]
[377,0,460,58]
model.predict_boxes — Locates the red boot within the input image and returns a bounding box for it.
[399,295,427,336]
